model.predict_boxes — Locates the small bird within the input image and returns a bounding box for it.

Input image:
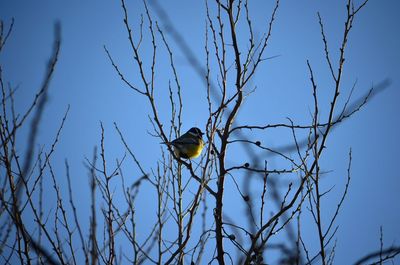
[166,127,204,159]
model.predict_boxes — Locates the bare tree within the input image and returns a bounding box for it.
[1,1,399,265]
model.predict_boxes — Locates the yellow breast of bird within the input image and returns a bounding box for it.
[176,138,204,159]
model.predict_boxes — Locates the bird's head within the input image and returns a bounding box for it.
[188,127,204,138]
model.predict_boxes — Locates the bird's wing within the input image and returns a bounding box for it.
[171,137,199,146]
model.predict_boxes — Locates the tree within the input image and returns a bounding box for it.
[0,1,399,264]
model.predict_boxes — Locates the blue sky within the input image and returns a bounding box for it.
[1,0,399,264]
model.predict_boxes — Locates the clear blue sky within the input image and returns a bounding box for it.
[1,0,399,264]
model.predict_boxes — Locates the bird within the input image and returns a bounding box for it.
[166,127,204,159]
